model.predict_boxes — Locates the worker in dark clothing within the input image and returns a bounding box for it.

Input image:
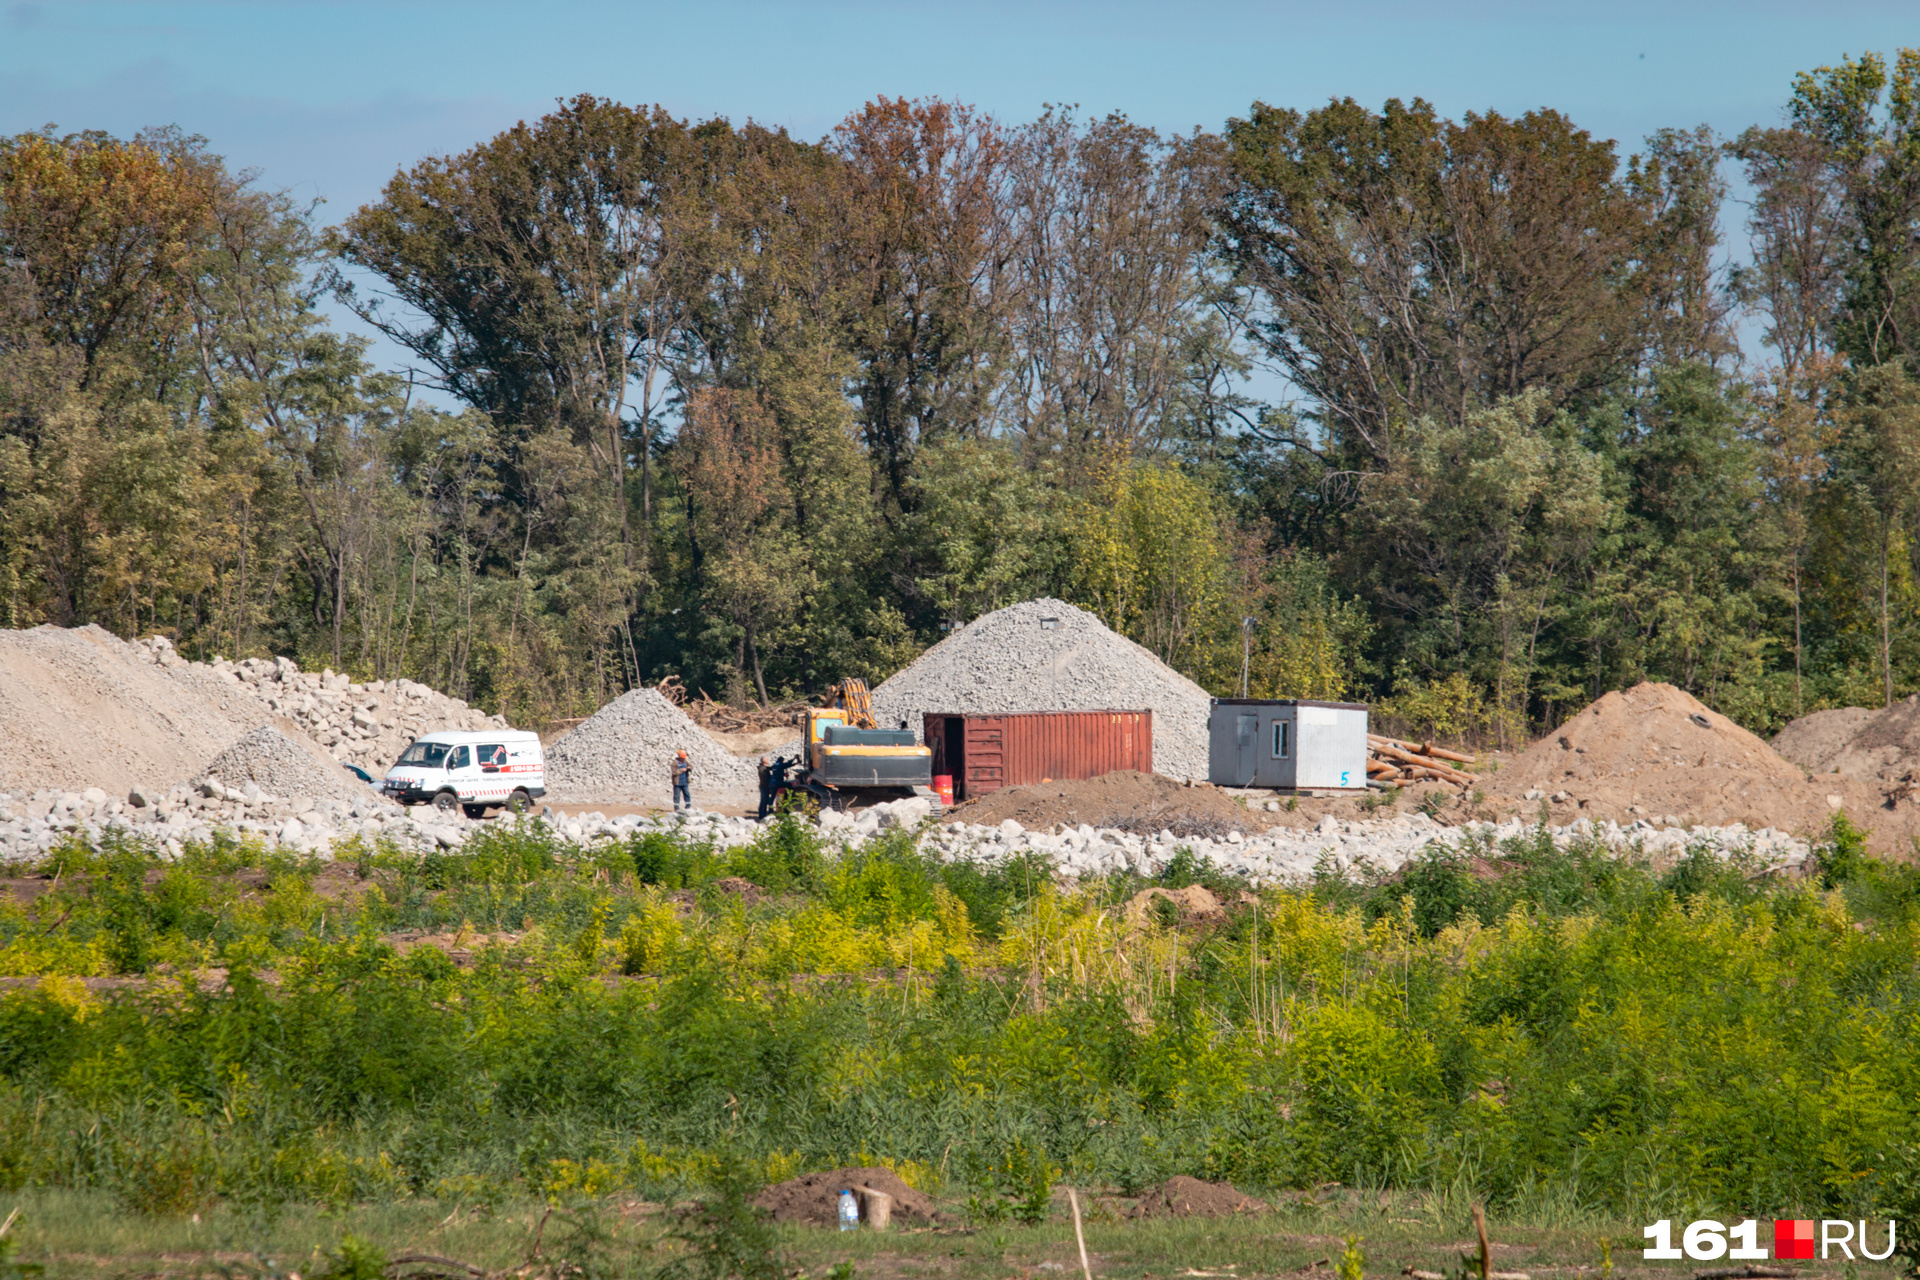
[757,755,797,820]
[671,749,692,812]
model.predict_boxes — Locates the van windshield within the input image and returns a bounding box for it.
[398,741,451,768]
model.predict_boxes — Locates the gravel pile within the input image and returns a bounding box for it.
[546,688,759,803]
[0,625,285,796]
[129,636,509,771]
[870,598,1213,780]
[198,726,365,805]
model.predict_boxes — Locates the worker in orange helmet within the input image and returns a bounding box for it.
[670,748,692,812]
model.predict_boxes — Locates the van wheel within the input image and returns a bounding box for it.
[462,804,489,820]
[432,790,459,813]
[507,789,532,814]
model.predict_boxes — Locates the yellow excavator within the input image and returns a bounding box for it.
[771,678,932,810]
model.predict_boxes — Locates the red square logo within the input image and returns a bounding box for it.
[1775,1220,1816,1260]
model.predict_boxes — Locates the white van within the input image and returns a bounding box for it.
[382,729,545,816]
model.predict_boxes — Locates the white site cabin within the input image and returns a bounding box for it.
[381,729,545,816]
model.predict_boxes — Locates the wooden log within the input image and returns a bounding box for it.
[854,1185,892,1231]
[1368,741,1424,765]
[1371,742,1451,770]
[1423,744,1477,764]
[1407,764,1475,786]
[1369,743,1475,782]
[1368,734,1476,765]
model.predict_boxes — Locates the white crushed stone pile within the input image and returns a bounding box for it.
[545,688,758,803]
[0,782,1811,876]
[869,598,1213,781]
[129,635,509,772]
[0,777,439,864]
[0,624,306,796]
[199,725,365,805]
[920,810,1811,883]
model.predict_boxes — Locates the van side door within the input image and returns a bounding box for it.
[445,744,475,797]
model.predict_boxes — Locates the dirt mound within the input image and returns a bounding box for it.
[753,1166,938,1228]
[1127,1175,1266,1218]
[1123,885,1235,927]
[1772,707,1882,776]
[1771,696,1920,785]
[870,598,1212,780]
[947,770,1273,837]
[0,625,315,796]
[1488,681,1901,844]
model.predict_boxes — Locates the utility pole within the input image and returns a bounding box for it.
[1239,616,1255,697]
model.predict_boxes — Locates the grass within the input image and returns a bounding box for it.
[7,1187,1908,1280]
[4,812,1920,1274]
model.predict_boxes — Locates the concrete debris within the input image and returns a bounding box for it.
[0,778,467,863]
[869,598,1213,781]
[128,636,509,772]
[545,688,760,805]
[0,778,1812,876]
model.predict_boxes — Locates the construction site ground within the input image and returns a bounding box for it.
[4,1185,1897,1280]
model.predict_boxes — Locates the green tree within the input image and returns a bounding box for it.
[1836,363,1920,706]
[1217,100,1727,469]
[1346,390,1612,739]
[901,435,1067,626]
[1070,455,1231,672]
[1788,49,1920,368]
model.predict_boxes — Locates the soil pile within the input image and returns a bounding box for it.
[1127,1176,1266,1218]
[1123,885,1231,926]
[0,625,305,796]
[871,599,1213,780]
[947,770,1273,837]
[753,1166,938,1227]
[198,726,366,804]
[1772,696,1920,783]
[1772,707,1882,776]
[546,688,758,804]
[1488,682,1893,839]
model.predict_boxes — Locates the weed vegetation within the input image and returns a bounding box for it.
[3,813,1920,1244]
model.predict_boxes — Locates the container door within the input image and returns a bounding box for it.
[944,718,967,800]
[1235,713,1259,785]
[964,719,1007,797]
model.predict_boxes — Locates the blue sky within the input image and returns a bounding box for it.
[4,0,1914,383]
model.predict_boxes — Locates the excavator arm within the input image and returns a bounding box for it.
[822,677,877,728]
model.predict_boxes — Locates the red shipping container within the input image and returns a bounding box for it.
[921,710,1152,802]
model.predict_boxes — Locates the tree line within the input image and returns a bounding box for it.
[4,53,1920,738]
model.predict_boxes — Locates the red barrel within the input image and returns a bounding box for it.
[932,774,955,806]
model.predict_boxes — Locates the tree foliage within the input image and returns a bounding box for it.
[10,55,1920,737]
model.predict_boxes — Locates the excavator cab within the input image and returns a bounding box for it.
[776,678,932,809]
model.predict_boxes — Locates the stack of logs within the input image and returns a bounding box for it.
[1367,734,1477,787]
